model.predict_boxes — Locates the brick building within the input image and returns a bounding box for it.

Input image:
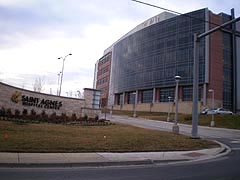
[94,8,240,114]
[94,52,112,107]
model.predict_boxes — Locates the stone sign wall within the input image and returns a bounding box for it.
[0,82,100,118]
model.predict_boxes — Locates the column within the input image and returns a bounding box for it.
[152,88,156,103]
[122,92,125,105]
[203,84,207,106]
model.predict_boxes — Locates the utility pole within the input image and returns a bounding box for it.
[192,17,240,138]
[58,53,72,96]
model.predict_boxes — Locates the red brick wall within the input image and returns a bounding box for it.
[208,13,223,102]
[96,52,112,100]
[138,90,142,103]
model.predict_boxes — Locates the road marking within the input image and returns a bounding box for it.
[232,148,240,150]
[230,141,240,144]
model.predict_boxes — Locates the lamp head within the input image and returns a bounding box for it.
[174,75,182,81]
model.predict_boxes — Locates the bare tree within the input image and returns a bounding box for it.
[33,77,45,92]
[101,97,108,120]
[0,71,3,82]
[77,90,85,99]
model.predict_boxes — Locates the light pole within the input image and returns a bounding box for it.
[173,75,181,134]
[167,96,172,122]
[57,71,61,96]
[192,17,240,138]
[133,91,137,118]
[58,53,72,96]
[77,90,81,98]
[208,89,215,127]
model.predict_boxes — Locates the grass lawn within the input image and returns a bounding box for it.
[180,114,240,129]
[0,120,217,153]
[112,110,240,130]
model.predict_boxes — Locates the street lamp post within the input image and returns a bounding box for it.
[167,96,172,122]
[133,91,137,118]
[208,89,215,127]
[58,53,72,96]
[57,71,61,96]
[173,75,181,134]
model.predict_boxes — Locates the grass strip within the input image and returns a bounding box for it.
[0,120,217,153]
[112,110,240,130]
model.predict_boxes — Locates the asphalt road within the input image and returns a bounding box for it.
[0,150,239,180]
[1,115,240,180]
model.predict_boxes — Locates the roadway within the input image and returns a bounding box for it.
[0,115,240,180]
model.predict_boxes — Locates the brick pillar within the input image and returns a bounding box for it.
[138,90,142,103]
[179,86,182,102]
[114,94,119,105]
[124,92,128,104]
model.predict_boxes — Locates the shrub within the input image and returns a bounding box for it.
[98,119,106,123]
[6,108,12,118]
[41,110,48,122]
[94,114,99,121]
[61,113,68,123]
[71,113,77,121]
[78,116,85,122]
[14,109,21,118]
[29,109,37,121]
[22,109,28,116]
[50,112,57,122]
[184,115,192,121]
[88,117,97,122]
[31,109,36,116]
[83,114,88,121]
[0,107,6,117]
[35,114,41,121]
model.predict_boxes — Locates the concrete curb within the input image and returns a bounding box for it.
[0,145,229,168]
[0,160,152,168]
[0,159,193,168]
[183,140,232,164]
[209,140,231,158]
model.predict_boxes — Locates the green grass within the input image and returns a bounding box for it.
[188,114,240,129]
[0,120,217,153]
[112,110,240,130]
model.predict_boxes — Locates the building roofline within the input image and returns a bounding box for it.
[103,11,177,55]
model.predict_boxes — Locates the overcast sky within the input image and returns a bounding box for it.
[0,0,239,97]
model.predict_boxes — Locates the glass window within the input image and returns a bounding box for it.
[142,89,153,103]
[182,86,201,101]
[222,30,233,109]
[127,92,136,104]
[111,9,206,94]
[160,88,175,102]
[119,94,124,105]
[182,86,193,101]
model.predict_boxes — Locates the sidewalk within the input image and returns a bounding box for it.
[0,142,230,167]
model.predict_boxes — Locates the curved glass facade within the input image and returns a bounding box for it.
[111,9,207,94]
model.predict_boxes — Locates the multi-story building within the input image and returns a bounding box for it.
[94,52,112,107]
[94,8,240,113]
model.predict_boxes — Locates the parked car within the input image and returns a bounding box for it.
[214,108,233,115]
[206,108,233,115]
[206,108,217,115]
[200,108,209,115]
